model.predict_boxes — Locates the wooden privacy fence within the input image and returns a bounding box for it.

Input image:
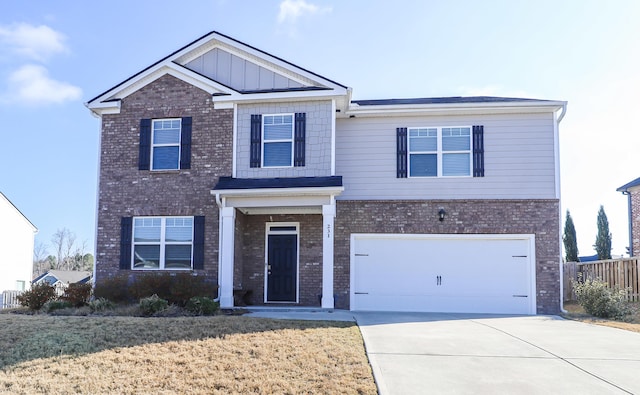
[564,257,640,302]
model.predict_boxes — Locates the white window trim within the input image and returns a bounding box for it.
[261,113,294,168]
[132,216,194,270]
[408,126,472,178]
[264,222,300,303]
[151,118,182,171]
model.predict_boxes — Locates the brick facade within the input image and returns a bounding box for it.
[95,74,233,287]
[234,213,323,306]
[334,199,561,314]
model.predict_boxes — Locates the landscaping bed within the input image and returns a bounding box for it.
[562,301,640,333]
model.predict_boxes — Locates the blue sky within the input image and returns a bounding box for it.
[1,0,638,259]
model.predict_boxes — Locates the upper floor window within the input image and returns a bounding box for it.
[263,114,294,167]
[138,117,192,171]
[132,216,194,270]
[152,119,181,170]
[250,113,306,168]
[408,127,471,177]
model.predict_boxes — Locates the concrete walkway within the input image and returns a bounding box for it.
[354,312,640,395]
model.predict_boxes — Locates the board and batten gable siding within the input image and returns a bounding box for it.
[335,112,556,200]
[236,101,333,178]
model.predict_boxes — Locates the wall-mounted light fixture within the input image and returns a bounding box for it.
[438,208,446,222]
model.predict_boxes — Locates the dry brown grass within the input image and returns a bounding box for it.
[562,301,640,333]
[0,314,377,394]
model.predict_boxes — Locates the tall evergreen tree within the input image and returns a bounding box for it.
[562,210,579,262]
[594,205,612,260]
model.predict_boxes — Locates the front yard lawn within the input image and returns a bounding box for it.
[562,301,640,333]
[0,315,377,394]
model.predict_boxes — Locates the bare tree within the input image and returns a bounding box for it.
[33,241,49,277]
[49,228,93,272]
[51,229,66,270]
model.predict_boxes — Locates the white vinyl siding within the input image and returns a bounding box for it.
[336,113,556,200]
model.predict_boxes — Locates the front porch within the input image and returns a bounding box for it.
[212,176,343,309]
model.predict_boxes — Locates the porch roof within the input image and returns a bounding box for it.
[213,176,342,190]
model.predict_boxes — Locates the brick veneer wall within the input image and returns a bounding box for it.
[95,74,233,288]
[334,199,561,314]
[237,214,322,306]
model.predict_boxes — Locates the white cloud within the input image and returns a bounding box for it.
[278,0,331,24]
[0,23,68,61]
[6,64,82,105]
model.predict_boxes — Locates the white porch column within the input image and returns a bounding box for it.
[219,206,236,308]
[321,203,336,309]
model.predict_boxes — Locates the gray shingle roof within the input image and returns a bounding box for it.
[351,96,554,106]
[617,177,640,192]
[214,176,342,190]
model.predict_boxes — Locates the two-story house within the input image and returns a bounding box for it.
[0,192,37,296]
[87,31,566,314]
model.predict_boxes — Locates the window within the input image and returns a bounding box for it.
[16,280,25,291]
[262,114,294,167]
[151,119,181,170]
[132,217,194,270]
[139,118,192,171]
[408,127,471,177]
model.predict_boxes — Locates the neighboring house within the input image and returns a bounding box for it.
[0,192,37,294]
[32,270,92,296]
[617,177,640,256]
[87,31,566,315]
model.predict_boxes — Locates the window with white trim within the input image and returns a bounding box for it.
[152,119,181,170]
[262,114,294,167]
[409,127,472,177]
[132,217,193,269]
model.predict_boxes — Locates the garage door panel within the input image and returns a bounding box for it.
[351,235,535,314]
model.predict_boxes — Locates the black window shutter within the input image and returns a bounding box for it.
[396,127,408,178]
[250,114,262,168]
[180,117,192,169]
[193,216,205,270]
[139,119,151,170]
[120,217,133,270]
[473,125,485,177]
[294,112,306,167]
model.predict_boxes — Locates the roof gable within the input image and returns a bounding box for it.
[0,192,37,232]
[87,31,349,115]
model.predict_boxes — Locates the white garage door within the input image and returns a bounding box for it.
[350,234,536,315]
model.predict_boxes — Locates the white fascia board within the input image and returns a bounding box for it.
[85,100,121,117]
[212,88,348,106]
[87,62,235,113]
[211,186,344,198]
[345,101,567,118]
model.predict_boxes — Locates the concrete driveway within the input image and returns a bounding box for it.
[354,313,640,395]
